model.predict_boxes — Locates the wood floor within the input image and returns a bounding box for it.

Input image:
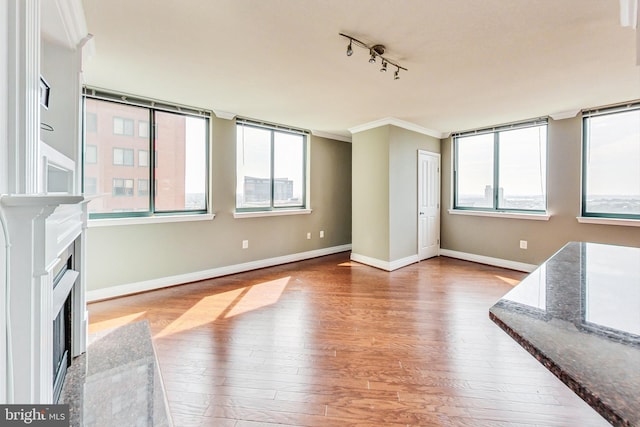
[88,253,610,427]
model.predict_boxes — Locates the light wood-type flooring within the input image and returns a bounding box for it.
[88,253,610,426]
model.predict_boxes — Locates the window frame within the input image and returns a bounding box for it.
[453,119,548,214]
[83,88,211,220]
[235,119,309,213]
[581,103,640,221]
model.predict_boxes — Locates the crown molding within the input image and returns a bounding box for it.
[311,130,352,143]
[348,117,446,139]
[213,110,237,120]
[54,0,89,49]
[549,110,580,120]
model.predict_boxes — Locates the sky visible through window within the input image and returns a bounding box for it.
[456,125,547,211]
[185,116,207,195]
[585,109,640,216]
[586,110,640,196]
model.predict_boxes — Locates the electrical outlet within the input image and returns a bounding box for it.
[306,232,311,240]
[519,240,528,250]
[320,230,325,238]
[242,240,249,249]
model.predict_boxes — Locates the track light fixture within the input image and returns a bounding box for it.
[340,32,407,80]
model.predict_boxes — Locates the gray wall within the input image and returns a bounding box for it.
[86,116,352,291]
[352,125,440,263]
[441,116,640,265]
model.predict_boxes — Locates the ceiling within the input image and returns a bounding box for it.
[80,0,640,140]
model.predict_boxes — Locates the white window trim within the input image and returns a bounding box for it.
[576,217,640,227]
[234,208,312,219]
[448,209,550,221]
[88,213,215,227]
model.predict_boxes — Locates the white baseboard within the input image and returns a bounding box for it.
[87,244,352,302]
[350,252,419,271]
[439,249,537,272]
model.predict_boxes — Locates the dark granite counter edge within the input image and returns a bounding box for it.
[489,310,629,427]
[61,321,174,427]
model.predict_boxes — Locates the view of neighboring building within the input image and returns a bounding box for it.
[84,98,196,215]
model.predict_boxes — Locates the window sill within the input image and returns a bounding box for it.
[233,208,312,219]
[448,209,550,221]
[576,217,640,227]
[88,213,215,227]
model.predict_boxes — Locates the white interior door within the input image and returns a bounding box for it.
[418,150,440,260]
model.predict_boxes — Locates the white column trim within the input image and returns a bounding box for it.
[7,0,40,194]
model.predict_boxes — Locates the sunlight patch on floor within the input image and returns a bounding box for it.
[155,276,291,337]
[155,288,245,338]
[338,261,365,267]
[89,311,147,334]
[224,276,290,318]
[495,275,520,286]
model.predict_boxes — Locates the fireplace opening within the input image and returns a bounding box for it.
[52,245,77,403]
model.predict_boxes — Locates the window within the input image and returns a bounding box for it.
[85,145,97,164]
[112,178,134,197]
[113,117,134,136]
[86,112,97,132]
[138,121,149,138]
[138,179,149,196]
[85,177,97,195]
[454,120,547,212]
[138,150,149,167]
[583,104,640,219]
[236,120,307,211]
[83,90,210,218]
[113,147,134,166]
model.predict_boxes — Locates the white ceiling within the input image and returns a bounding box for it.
[80,0,640,140]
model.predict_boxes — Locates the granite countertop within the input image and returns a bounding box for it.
[61,320,173,427]
[490,241,640,427]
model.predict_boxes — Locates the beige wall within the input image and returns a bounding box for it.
[441,116,640,265]
[389,126,440,260]
[86,116,352,291]
[351,126,390,261]
[352,125,440,263]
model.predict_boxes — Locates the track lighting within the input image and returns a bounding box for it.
[339,33,407,80]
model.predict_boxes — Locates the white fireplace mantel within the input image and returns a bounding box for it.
[0,194,87,404]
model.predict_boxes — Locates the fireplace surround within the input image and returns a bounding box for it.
[0,195,88,403]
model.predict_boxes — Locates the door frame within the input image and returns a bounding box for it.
[417,150,441,261]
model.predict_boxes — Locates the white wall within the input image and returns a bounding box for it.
[41,40,80,160]
[0,0,10,403]
[0,0,9,194]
